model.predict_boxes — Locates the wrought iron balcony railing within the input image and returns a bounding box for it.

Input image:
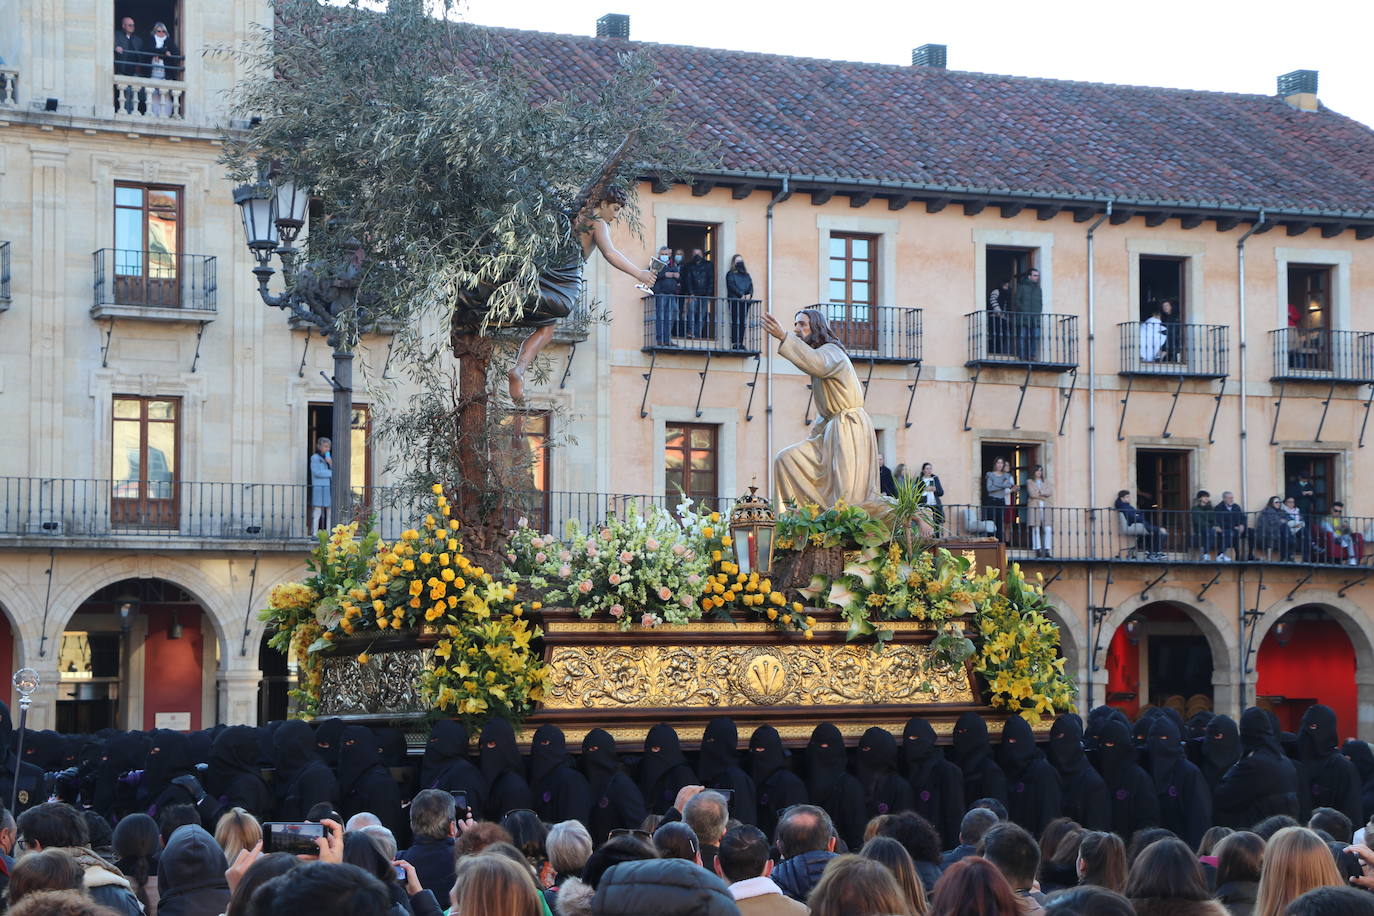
[966,311,1078,369]
[641,294,763,355]
[1269,328,1374,384]
[93,249,217,314]
[808,303,922,363]
[1119,321,1229,378]
[0,241,10,309]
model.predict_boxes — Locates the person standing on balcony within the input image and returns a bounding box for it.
[650,245,680,347]
[114,17,144,76]
[917,462,944,532]
[1011,268,1042,362]
[145,22,180,117]
[983,458,1015,544]
[1027,464,1052,557]
[682,248,715,339]
[725,255,754,350]
[1192,490,1225,562]
[310,437,332,533]
[987,278,1012,356]
[1139,306,1168,363]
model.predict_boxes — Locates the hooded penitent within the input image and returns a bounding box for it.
[639,724,696,814]
[337,725,405,841]
[805,723,865,852]
[749,725,808,841]
[1213,707,1299,828]
[271,718,338,821]
[698,718,758,829]
[997,716,1061,837]
[92,732,149,818]
[422,720,488,818]
[902,717,966,847]
[140,730,197,813]
[856,727,915,820]
[1096,719,1160,839]
[1297,704,1362,825]
[1046,714,1109,831]
[581,728,647,844]
[529,724,591,825]
[313,718,345,769]
[156,824,231,916]
[206,725,273,820]
[1146,716,1211,848]
[1202,714,1241,790]
[480,717,534,818]
[951,711,1007,804]
[1341,739,1374,824]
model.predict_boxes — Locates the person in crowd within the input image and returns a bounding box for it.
[748,727,807,842]
[340,830,440,916]
[112,811,161,915]
[651,245,681,346]
[1199,825,1234,861]
[1297,706,1362,826]
[1044,886,1136,916]
[309,436,332,533]
[856,727,916,821]
[874,811,944,895]
[252,861,392,916]
[1342,740,1374,826]
[1319,502,1361,565]
[545,818,592,898]
[18,802,144,915]
[1123,837,1228,916]
[1128,828,1180,867]
[726,254,754,349]
[807,854,916,916]
[640,724,697,815]
[213,808,260,864]
[455,821,513,859]
[929,856,1021,916]
[224,853,298,916]
[805,722,866,851]
[1288,886,1374,915]
[1011,267,1043,362]
[1253,827,1343,916]
[951,711,1008,805]
[981,821,1047,915]
[1046,715,1110,832]
[114,16,144,79]
[1038,819,1084,893]
[84,809,116,861]
[1098,719,1161,839]
[271,719,338,822]
[480,718,535,818]
[1255,496,1292,560]
[942,807,1000,867]
[158,806,201,846]
[1148,716,1213,850]
[7,849,85,907]
[139,730,202,815]
[1140,304,1169,363]
[1212,831,1263,916]
[1115,489,1168,559]
[714,823,807,916]
[1193,491,1228,562]
[699,718,758,830]
[998,717,1062,837]
[984,458,1016,543]
[421,720,487,819]
[592,856,738,916]
[1282,496,1314,561]
[681,248,715,338]
[861,836,929,915]
[902,716,965,848]
[581,729,648,844]
[10,889,128,916]
[528,725,591,827]
[156,824,230,916]
[1076,830,1127,894]
[1254,817,1302,843]
[335,726,405,843]
[881,457,899,498]
[770,804,837,902]
[1204,716,1243,792]
[684,790,729,875]
[652,821,701,866]
[397,788,458,901]
[205,726,274,823]
[501,809,553,889]
[1214,492,1250,561]
[1026,464,1053,557]
[1215,709,1300,829]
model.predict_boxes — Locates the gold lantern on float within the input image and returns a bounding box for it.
[728,486,776,577]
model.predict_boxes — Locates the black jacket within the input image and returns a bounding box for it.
[1202,715,1242,791]
[725,268,753,299]
[771,850,837,902]
[421,720,488,819]
[902,717,965,848]
[1214,879,1257,916]
[114,29,145,75]
[951,711,1007,803]
[639,723,697,814]
[1342,739,1374,825]
[592,859,740,916]
[480,718,534,819]
[680,256,714,297]
[1147,717,1212,849]
[582,729,649,843]
[398,836,455,903]
[1097,720,1160,838]
[750,726,808,840]
[856,727,916,819]
[206,725,274,821]
[338,725,406,843]
[1213,708,1299,828]
[652,262,681,296]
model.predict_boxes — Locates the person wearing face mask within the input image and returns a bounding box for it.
[1296,704,1361,826]
[529,724,592,825]
[1095,718,1160,839]
[639,724,697,815]
[1046,714,1110,831]
[950,711,1007,805]
[650,245,680,346]
[479,718,534,818]
[1201,714,1241,791]
[336,725,406,844]
[1146,716,1211,849]
[1213,707,1299,828]
[698,718,758,829]
[749,726,808,842]
[855,727,915,822]
[997,716,1061,837]
[420,720,487,819]
[681,247,715,338]
[804,723,864,852]
[581,729,648,843]
[725,255,754,349]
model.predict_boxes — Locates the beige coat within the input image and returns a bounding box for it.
[1027,477,1052,527]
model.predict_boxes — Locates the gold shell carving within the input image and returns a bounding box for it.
[540,642,974,710]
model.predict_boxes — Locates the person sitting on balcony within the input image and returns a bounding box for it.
[1010,267,1042,362]
[114,16,144,77]
[1114,490,1166,560]
[1139,306,1168,363]
[1191,490,1226,562]
[1257,495,1291,560]
[1320,501,1361,566]
[1282,495,1313,561]
[681,248,715,338]
[650,245,680,347]
[725,255,754,350]
[1213,491,1248,561]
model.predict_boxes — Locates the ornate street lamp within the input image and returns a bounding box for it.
[729,486,776,577]
[233,172,358,527]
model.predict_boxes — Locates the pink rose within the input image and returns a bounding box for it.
[534,552,547,563]
[687,574,701,585]
[610,604,625,618]
[608,573,622,586]
[681,596,696,607]
[559,550,572,562]
[599,528,614,542]
[531,537,545,549]
[672,543,686,557]
[684,550,696,561]
[578,580,593,594]
[558,565,572,578]
[657,587,672,601]
[585,544,598,557]
[619,551,634,563]
[641,614,659,628]
[506,552,516,562]
[645,538,660,551]
[516,517,529,529]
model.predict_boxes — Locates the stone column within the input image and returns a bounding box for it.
[216,668,264,726]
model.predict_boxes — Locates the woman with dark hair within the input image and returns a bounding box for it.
[1044,886,1135,915]
[500,809,553,889]
[224,853,298,916]
[1123,837,1227,916]
[726,255,754,349]
[1076,830,1127,894]
[650,822,700,865]
[916,463,945,531]
[7,849,84,908]
[112,812,161,914]
[1198,826,1234,860]
[983,457,1015,543]
[860,836,928,915]
[1038,820,1084,893]
[928,857,1020,916]
[1212,831,1263,916]
[340,831,443,916]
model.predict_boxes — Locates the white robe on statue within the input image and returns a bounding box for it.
[773,334,884,511]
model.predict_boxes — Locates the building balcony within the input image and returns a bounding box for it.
[0,68,17,107]
[940,503,1371,567]
[92,249,217,322]
[112,73,187,122]
[0,241,10,311]
[641,294,763,355]
[1118,322,1229,378]
[808,303,922,363]
[965,311,1078,370]
[1269,328,1374,384]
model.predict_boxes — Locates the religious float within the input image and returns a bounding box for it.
[260,483,1076,749]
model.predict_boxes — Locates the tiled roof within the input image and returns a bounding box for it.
[482,26,1374,217]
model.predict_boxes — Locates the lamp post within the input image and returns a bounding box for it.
[233,176,359,528]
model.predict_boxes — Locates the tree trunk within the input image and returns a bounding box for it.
[449,327,503,552]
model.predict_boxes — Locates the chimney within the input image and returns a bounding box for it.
[596,13,630,39]
[1277,69,1319,111]
[911,44,947,69]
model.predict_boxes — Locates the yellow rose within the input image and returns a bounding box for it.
[720,535,733,547]
[357,652,370,664]
[420,552,433,564]
[449,520,460,530]
[709,512,720,523]
[402,559,416,573]
[441,568,456,582]
[702,527,714,539]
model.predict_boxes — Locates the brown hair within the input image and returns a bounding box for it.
[928,857,1020,916]
[215,807,263,863]
[1215,831,1264,886]
[1038,817,1081,863]
[7,849,83,906]
[860,836,928,915]
[455,821,514,858]
[794,309,844,349]
[864,814,892,843]
[1198,825,1235,857]
[449,853,542,916]
[9,890,113,916]
[1253,827,1342,916]
[807,854,914,916]
[1077,831,1127,893]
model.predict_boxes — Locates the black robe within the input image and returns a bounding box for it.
[141,730,200,816]
[1297,704,1362,826]
[805,723,866,852]
[1342,739,1374,826]
[1096,719,1160,839]
[314,718,345,770]
[1185,712,1214,768]
[997,716,1061,837]
[856,727,916,819]
[92,732,149,819]
[338,725,406,842]
[1146,717,1211,849]
[750,725,808,841]
[1202,715,1241,791]
[951,711,1007,804]
[205,725,274,821]
[581,729,648,843]
[1213,707,1300,829]
[272,719,339,821]
[374,728,415,802]
[1046,714,1110,832]
[902,717,965,848]
[638,723,697,814]
[529,724,592,825]
[421,720,488,819]
[480,718,534,819]
[698,718,758,829]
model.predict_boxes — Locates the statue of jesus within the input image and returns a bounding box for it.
[763,308,885,512]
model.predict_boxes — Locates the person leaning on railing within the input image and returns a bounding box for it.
[1213,491,1250,561]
